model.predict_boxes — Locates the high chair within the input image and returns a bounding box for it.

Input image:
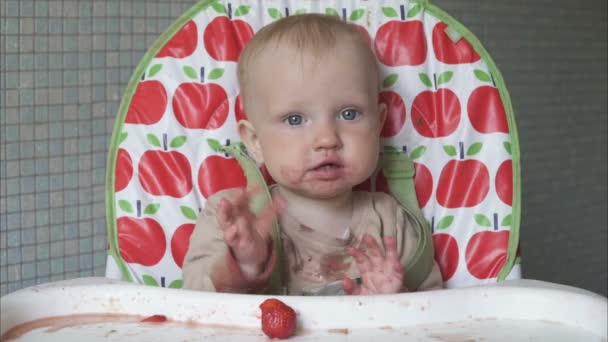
[104,0,522,292]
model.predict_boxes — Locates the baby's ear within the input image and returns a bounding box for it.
[377,102,388,131]
[238,120,264,163]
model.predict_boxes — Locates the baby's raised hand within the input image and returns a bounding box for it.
[217,187,285,279]
[343,234,404,295]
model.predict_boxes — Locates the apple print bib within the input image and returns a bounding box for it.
[106,0,522,290]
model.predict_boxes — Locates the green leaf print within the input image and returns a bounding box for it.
[170,135,187,148]
[325,8,339,17]
[210,2,227,14]
[118,132,128,145]
[474,214,492,227]
[118,200,134,214]
[407,4,422,18]
[207,138,222,152]
[474,69,492,83]
[169,279,183,289]
[501,214,512,227]
[443,145,457,157]
[437,71,454,86]
[234,5,251,16]
[466,142,483,156]
[181,206,198,221]
[418,73,433,88]
[350,9,365,21]
[503,141,512,155]
[143,275,159,286]
[148,64,162,78]
[409,145,427,160]
[207,68,224,80]
[183,66,198,80]
[268,8,282,19]
[147,134,161,148]
[435,216,454,230]
[382,7,398,18]
[382,74,399,88]
[144,203,160,215]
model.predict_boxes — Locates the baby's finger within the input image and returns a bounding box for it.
[223,224,239,246]
[217,199,234,228]
[346,246,372,274]
[383,236,399,262]
[362,234,384,267]
[342,277,361,295]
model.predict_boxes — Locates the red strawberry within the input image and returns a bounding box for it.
[260,298,297,339]
[141,314,167,323]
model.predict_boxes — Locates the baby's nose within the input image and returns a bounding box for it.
[313,122,342,150]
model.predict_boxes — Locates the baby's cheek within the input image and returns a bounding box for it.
[280,167,304,184]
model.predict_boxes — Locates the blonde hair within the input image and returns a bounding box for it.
[237,13,379,101]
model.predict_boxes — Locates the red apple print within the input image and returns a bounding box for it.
[235,94,247,122]
[125,80,167,125]
[203,13,253,62]
[115,148,133,192]
[467,70,509,134]
[198,140,248,198]
[495,159,513,206]
[171,223,195,268]
[260,164,276,186]
[436,142,490,208]
[138,134,193,198]
[411,72,461,138]
[374,5,427,66]
[156,20,198,58]
[117,200,166,266]
[466,213,510,279]
[414,162,433,208]
[432,22,480,64]
[433,233,459,281]
[379,90,406,137]
[173,66,229,129]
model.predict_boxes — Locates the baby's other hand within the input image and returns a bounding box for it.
[343,234,404,295]
[217,187,285,279]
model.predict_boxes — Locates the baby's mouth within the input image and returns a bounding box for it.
[314,163,342,171]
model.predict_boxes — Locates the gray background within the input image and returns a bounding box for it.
[1,0,606,297]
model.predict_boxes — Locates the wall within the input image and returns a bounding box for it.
[1,0,606,296]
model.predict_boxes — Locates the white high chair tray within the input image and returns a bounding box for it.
[1,277,606,341]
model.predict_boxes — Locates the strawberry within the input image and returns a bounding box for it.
[259,298,297,339]
[141,314,167,323]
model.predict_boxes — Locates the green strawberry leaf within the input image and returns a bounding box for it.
[148,64,162,78]
[325,8,339,17]
[435,216,454,230]
[181,206,198,221]
[350,9,365,21]
[170,135,187,148]
[437,71,453,86]
[382,7,398,18]
[418,73,433,88]
[144,203,160,215]
[169,279,183,289]
[466,142,483,156]
[268,8,282,19]
[443,145,457,157]
[147,134,161,148]
[501,214,512,227]
[474,69,492,83]
[207,138,222,152]
[118,132,128,145]
[474,214,492,227]
[503,141,512,155]
[183,65,198,80]
[118,200,134,214]
[407,4,422,18]
[234,5,250,16]
[210,2,227,14]
[295,9,307,15]
[382,74,399,88]
[143,275,159,286]
[208,68,224,80]
[409,145,427,160]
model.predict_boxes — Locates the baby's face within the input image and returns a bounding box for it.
[240,40,386,200]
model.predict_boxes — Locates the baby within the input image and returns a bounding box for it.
[182,14,443,295]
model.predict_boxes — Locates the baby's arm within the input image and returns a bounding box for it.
[182,188,284,293]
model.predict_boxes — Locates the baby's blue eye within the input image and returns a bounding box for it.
[340,109,360,120]
[285,114,304,126]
